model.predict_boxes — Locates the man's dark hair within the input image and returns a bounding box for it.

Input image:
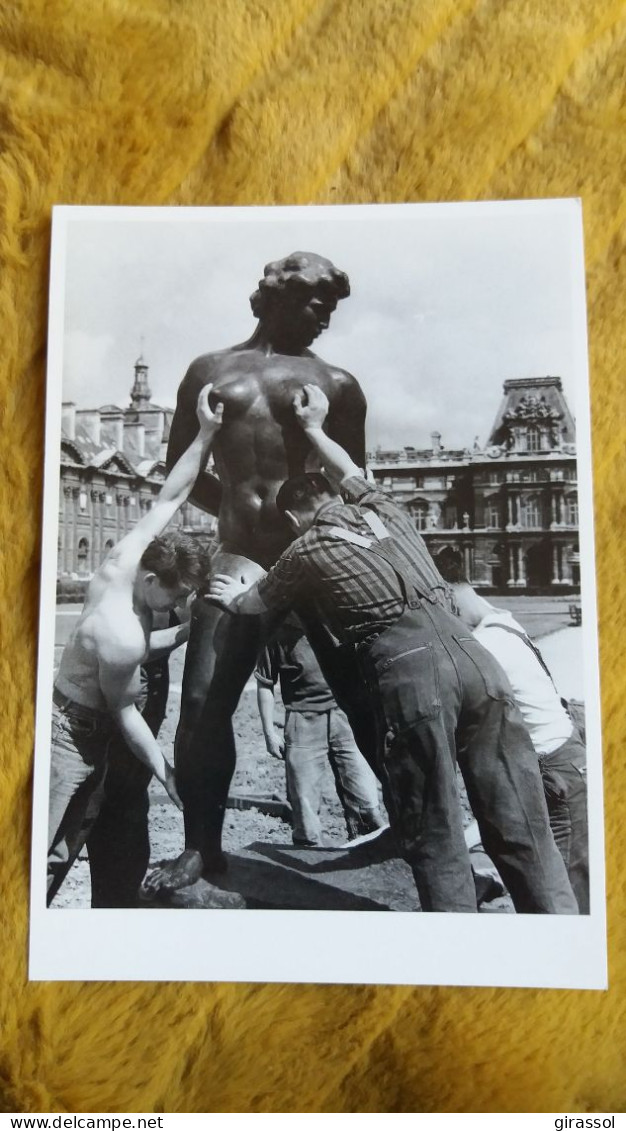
[140,531,210,589]
[275,472,337,517]
[431,547,467,585]
[250,251,350,319]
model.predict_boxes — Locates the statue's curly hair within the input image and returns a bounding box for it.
[250,251,350,319]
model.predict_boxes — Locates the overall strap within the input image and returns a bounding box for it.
[484,621,557,690]
[327,526,373,549]
[362,509,390,540]
[326,514,424,608]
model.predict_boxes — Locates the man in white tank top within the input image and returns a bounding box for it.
[433,552,588,914]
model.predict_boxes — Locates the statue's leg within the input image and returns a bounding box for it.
[144,551,268,893]
[178,606,265,867]
[174,595,221,783]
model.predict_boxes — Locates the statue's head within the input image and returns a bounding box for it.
[250,252,350,350]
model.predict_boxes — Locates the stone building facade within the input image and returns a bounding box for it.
[58,356,216,582]
[58,365,580,595]
[368,376,580,594]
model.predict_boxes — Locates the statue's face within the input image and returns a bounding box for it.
[270,280,339,349]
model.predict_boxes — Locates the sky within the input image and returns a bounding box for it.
[57,202,587,451]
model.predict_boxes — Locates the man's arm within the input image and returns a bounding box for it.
[255,646,285,758]
[166,361,223,515]
[210,544,307,616]
[256,684,285,759]
[326,370,367,470]
[293,384,361,485]
[109,386,222,574]
[98,643,182,809]
[209,574,268,615]
[147,621,190,662]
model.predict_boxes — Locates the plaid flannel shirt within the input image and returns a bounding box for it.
[256,476,452,646]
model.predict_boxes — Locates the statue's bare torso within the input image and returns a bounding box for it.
[167,344,366,569]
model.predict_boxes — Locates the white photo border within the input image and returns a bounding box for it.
[29,201,607,988]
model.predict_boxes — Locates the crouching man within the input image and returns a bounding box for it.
[47,386,222,905]
[210,385,578,914]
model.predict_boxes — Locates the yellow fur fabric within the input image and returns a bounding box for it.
[1,0,624,1114]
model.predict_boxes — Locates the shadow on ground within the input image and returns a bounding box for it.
[147,834,419,912]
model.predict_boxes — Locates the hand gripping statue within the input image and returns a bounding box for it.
[148,252,367,893]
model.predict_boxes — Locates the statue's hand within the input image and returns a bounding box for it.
[293,383,329,430]
[196,383,224,435]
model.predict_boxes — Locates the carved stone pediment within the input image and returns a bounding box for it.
[503,393,561,425]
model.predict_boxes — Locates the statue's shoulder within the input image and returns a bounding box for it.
[180,348,241,396]
[326,363,365,401]
[304,349,360,390]
[185,347,232,377]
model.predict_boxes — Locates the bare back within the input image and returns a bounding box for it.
[55,564,149,710]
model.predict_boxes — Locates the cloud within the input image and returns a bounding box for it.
[58,204,582,443]
[63,330,116,404]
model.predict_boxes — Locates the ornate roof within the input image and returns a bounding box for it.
[61,427,137,477]
[60,437,85,465]
[487,376,576,448]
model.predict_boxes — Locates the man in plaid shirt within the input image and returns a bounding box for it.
[211,386,577,914]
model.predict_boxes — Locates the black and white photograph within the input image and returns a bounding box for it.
[29,201,606,987]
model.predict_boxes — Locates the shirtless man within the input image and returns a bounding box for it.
[47,386,222,904]
[149,252,366,892]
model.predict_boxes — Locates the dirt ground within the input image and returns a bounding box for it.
[51,595,583,911]
[52,650,384,908]
[54,592,586,911]
[52,645,514,911]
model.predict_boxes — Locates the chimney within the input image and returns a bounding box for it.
[124,420,145,459]
[431,430,442,456]
[76,408,101,444]
[112,414,124,450]
[61,402,76,440]
[101,411,124,451]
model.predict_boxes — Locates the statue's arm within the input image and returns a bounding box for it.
[166,361,223,516]
[326,370,367,470]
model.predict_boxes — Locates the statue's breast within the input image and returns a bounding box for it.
[264,357,335,418]
[210,353,334,425]
[209,371,258,418]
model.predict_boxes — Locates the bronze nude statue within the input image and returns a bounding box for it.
[149,252,368,892]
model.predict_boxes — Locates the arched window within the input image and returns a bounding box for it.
[488,543,506,589]
[77,537,89,572]
[102,538,115,563]
[526,426,541,452]
[408,500,429,530]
